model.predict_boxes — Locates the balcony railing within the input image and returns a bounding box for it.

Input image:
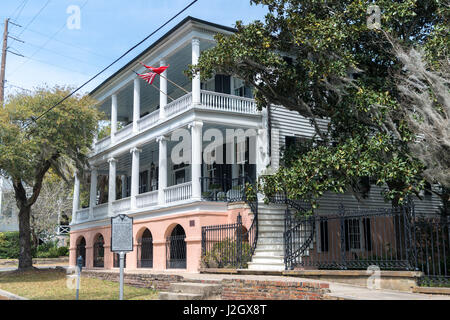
[200,90,259,114]
[136,190,158,208]
[93,203,108,219]
[138,109,160,131]
[93,90,261,154]
[164,182,192,204]
[76,208,90,223]
[112,197,131,215]
[165,92,192,117]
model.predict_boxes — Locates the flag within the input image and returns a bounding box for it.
[137,72,157,85]
[139,61,169,75]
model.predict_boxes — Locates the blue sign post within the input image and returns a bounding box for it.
[76,256,83,300]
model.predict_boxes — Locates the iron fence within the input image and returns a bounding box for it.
[414,215,450,286]
[166,234,186,269]
[93,240,104,268]
[283,204,417,271]
[113,253,127,268]
[137,237,153,268]
[201,214,254,268]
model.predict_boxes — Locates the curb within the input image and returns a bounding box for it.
[0,288,28,300]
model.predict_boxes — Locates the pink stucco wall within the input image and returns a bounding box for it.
[69,203,252,272]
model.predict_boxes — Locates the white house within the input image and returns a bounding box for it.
[69,16,442,273]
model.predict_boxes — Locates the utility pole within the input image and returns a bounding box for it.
[0,18,9,107]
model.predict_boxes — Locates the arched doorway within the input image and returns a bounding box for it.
[76,237,86,267]
[166,224,186,269]
[137,229,153,268]
[93,234,104,268]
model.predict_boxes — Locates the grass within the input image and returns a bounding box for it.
[0,268,159,300]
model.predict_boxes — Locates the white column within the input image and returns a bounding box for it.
[133,78,141,133]
[159,59,167,120]
[108,158,117,217]
[157,136,168,205]
[121,175,127,199]
[71,173,80,223]
[0,177,3,217]
[89,167,98,219]
[192,38,201,105]
[189,121,203,200]
[111,94,118,143]
[130,147,142,209]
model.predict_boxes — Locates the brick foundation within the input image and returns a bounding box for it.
[81,270,331,300]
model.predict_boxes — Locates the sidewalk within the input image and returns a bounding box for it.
[90,268,450,300]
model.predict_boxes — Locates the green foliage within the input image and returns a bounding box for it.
[0,232,21,259]
[191,0,448,208]
[201,239,252,269]
[35,240,69,258]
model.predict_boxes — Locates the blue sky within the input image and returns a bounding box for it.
[2,0,268,96]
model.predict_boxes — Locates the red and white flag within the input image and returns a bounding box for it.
[137,72,157,85]
[139,61,169,75]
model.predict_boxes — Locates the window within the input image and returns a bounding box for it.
[344,218,372,251]
[173,163,187,185]
[215,74,231,94]
[234,78,253,98]
[139,170,148,194]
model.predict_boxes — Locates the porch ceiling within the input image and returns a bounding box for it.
[96,40,215,122]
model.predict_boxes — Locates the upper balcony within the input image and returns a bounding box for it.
[93,90,261,155]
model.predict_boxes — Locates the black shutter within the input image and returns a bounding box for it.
[320,220,329,252]
[215,75,231,94]
[344,219,350,251]
[363,218,372,251]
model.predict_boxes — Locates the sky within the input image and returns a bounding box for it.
[1,0,268,97]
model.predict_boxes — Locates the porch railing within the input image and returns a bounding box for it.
[112,197,131,214]
[76,208,90,223]
[136,190,158,208]
[138,109,160,131]
[201,90,259,115]
[165,93,192,117]
[114,123,133,142]
[93,203,108,219]
[164,182,192,204]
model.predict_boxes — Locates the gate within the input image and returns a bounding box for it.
[93,236,105,268]
[166,234,186,269]
[201,214,254,268]
[284,203,416,271]
[137,236,153,268]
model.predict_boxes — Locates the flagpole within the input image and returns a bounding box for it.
[158,73,190,94]
[138,61,190,94]
[133,71,175,101]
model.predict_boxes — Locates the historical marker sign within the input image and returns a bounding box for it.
[111,214,133,253]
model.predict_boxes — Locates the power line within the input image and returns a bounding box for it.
[10,0,29,22]
[7,0,89,78]
[24,27,112,60]
[12,0,51,44]
[28,0,198,127]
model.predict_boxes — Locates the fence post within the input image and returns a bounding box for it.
[338,204,347,270]
[236,213,243,269]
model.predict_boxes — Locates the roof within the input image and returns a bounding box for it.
[89,16,236,97]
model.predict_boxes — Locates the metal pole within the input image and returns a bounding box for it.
[76,266,80,300]
[119,251,124,300]
[0,18,9,107]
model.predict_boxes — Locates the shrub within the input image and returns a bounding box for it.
[35,240,69,258]
[0,232,21,259]
[201,238,252,269]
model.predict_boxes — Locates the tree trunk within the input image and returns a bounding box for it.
[18,205,33,269]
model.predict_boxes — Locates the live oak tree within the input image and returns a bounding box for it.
[0,86,100,269]
[190,0,449,210]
